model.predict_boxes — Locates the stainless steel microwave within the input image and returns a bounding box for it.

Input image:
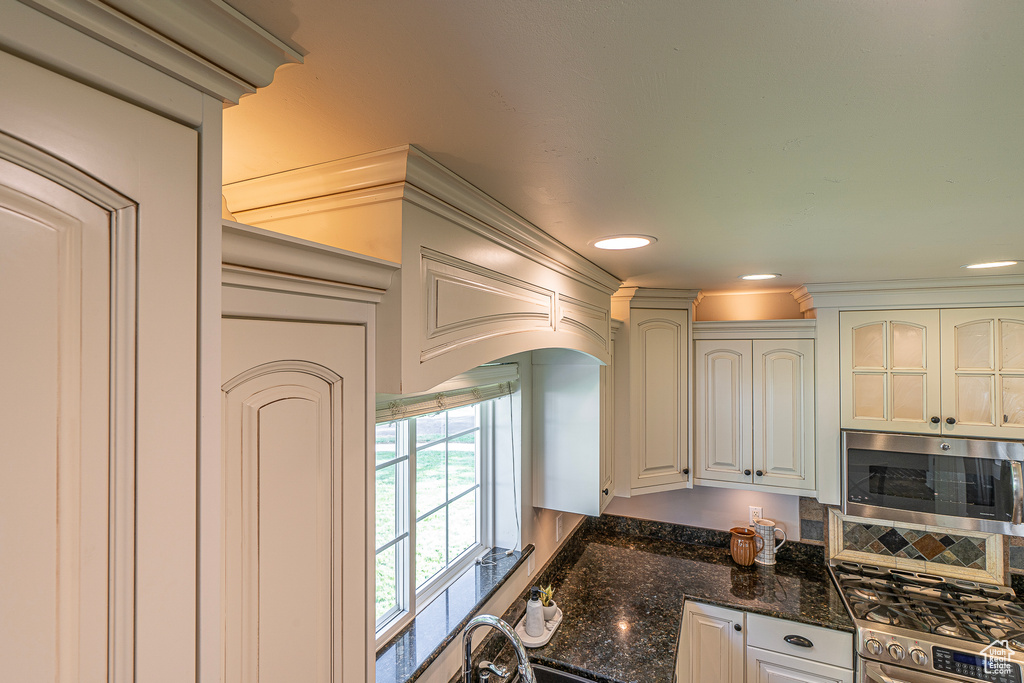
[842,430,1024,535]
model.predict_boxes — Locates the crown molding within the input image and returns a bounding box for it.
[222,221,399,294]
[223,145,622,295]
[615,287,701,310]
[797,275,1024,312]
[20,0,301,103]
[692,319,816,339]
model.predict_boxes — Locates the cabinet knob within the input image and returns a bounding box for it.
[931,416,940,424]
[744,469,752,476]
[734,623,742,632]
[682,468,689,475]
[755,470,764,477]
[603,488,609,496]
[946,417,956,425]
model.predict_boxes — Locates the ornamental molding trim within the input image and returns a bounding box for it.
[691,319,816,339]
[614,286,701,310]
[222,221,399,294]
[796,275,1024,313]
[221,145,622,295]
[20,0,301,103]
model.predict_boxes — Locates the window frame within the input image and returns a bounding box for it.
[374,401,495,645]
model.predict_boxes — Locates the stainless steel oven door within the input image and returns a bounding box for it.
[861,660,958,683]
[843,431,1024,535]
[862,658,1024,683]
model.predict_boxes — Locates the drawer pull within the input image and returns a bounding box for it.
[784,634,813,648]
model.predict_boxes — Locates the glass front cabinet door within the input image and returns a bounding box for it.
[841,307,1024,438]
[940,307,1024,438]
[840,310,941,433]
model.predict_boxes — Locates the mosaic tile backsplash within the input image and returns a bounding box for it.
[799,495,1024,577]
[841,521,989,570]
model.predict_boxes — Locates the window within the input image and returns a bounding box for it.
[374,364,518,641]
[375,405,486,629]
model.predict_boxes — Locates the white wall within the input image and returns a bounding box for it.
[603,487,801,541]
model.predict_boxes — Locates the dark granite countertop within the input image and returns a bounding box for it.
[377,546,532,683]
[462,515,852,683]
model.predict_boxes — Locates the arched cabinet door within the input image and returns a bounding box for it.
[221,318,366,683]
[630,308,690,492]
[0,142,122,683]
[0,50,199,683]
[695,340,753,485]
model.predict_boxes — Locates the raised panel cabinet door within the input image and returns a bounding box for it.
[695,340,753,485]
[223,318,367,683]
[677,602,744,683]
[630,308,689,492]
[840,310,940,433]
[746,647,853,683]
[940,307,1024,438]
[0,155,113,683]
[599,334,616,512]
[0,51,198,683]
[753,340,815,491]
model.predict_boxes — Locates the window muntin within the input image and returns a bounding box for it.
[375,403,484,635]
[374,420,410,623]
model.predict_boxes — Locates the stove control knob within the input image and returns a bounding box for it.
[888,643,906,661]
[864,639,882,656]
[910,649,928,666]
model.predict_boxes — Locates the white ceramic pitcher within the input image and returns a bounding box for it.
[752,518,787,565]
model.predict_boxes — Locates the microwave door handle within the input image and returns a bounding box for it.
[1012,460,1024,525]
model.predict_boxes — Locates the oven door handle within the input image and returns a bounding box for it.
[868,668,908,683]
[1013,460,1024,525]
[862,661,947,683]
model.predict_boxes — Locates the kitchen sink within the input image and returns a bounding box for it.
[510,664,595,683]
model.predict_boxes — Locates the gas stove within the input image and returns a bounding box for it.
[829,561,1024,683]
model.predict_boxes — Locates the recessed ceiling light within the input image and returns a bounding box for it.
[962,261,1019,269]
[590,235,656,250]
[739,273,781,281]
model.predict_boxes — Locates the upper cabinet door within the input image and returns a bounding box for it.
[695,340,753,485]
[753,339,815,490]
[940,307,1024,438]
[630,308,689,492]
[0,52,199,682]
[599,331,617,512]
[223,318,367,683]
[840,310,941,433]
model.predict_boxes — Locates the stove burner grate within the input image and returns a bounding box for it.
[831,562,1024,647]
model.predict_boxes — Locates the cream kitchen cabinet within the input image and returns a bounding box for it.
[745,614,853,683]
[693,323,815,494]
[677,603,853,683]
[677,602,744,683]
[533,320,619,516]
[629,306,692,492]
[841,307,1024,438]
[221,223,398,683]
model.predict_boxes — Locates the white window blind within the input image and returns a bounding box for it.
[375,364,519,423]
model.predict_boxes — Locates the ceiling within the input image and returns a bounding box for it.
[222,1,1024,293]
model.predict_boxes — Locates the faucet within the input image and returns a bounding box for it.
[462,614,537,683]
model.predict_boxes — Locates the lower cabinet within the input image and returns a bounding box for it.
[747,647,852,683]
[677,603,853,683]
[677,602,744,683]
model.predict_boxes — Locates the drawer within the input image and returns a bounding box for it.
[745,613,853,669]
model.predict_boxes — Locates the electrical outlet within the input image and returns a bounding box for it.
[555,513,564,543]
[749,506,763,525]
